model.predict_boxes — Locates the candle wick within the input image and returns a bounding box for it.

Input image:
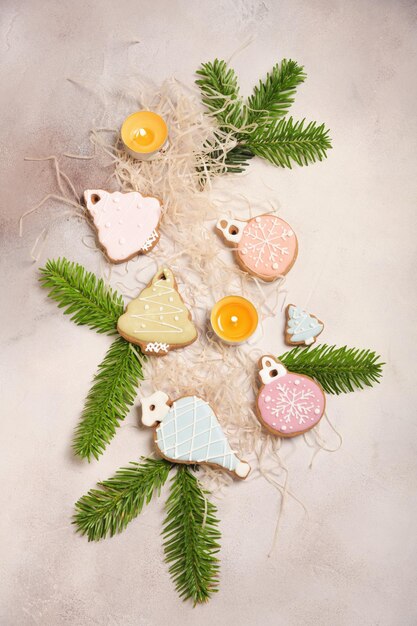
[231,315,239,324]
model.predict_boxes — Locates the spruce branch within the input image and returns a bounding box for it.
[196,60,251,177]
[247,59,306,124]
[196,58,332,174]
[74,458,172,541]
[196,59,245,130]
[39,257,123,334]
[163,466,221,605]
[73,337,145,460]
[223,144,255,171]
[279,344,384,395]
[198,141,254,181]
[246,117,332,168]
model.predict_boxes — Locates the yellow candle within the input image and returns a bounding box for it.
[121,111,168,160]
[210,296,258,344]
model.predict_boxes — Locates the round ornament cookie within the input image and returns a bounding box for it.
[216,214,297,282]
[117,267,197,355]
[141,391,250,479]
[256,355,325,437]
[84,189,162,263]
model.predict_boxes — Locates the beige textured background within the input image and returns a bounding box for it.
[1,1,417,624]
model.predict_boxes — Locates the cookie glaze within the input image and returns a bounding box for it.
[216,214,297,281]
[256,356,325,437]
[117,267,197,354]
[285,304,324,346]
[84,189,161,262]
[141,392,250,478]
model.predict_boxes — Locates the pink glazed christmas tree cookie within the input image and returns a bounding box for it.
[216,214,297,282]
[256,355,325,437]
[84,189,162,263]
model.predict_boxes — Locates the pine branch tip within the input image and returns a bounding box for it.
[279,344,384,395]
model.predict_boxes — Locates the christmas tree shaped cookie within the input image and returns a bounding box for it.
[84,189,162,263]
[141,391,250,478]
[117,267,198,355]
[285,304,324,346]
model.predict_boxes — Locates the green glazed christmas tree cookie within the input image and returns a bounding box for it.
[117,267,198,355]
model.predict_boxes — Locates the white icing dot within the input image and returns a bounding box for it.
[174,315,179,321]
[265,396,271,402]
[141,323,146,328]
[144,304,150,310]
[159,315,164,320]
[314,408,320,415]
[272,422,276,426]
[159,306,163,311]
[294,379,300,385]
[152,287,156,292]
[255,217,261,222]
[105,222,111,228]
[119,238,126,245]
[310,322,315,328]
[272,262,279,270]
[281,425,287,431]
[241,249,247,255]
[169,296,174,302]
[112,196,120,203]
[289,426,293,429]
[288,230,294,236]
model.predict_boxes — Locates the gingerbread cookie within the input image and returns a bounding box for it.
[216,214,297,282]
[285,304,324,346]
[84,189,162,263]
[141,391,251,479]
[256,355,325,437]
[117,267,197,355]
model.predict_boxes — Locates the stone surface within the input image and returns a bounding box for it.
[1,1,416,624]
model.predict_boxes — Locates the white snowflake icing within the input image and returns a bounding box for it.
[270,383,316,425]
[244,218,291,268]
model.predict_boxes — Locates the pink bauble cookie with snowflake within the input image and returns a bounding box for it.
[216,214,297,282]
[256,355,325,437]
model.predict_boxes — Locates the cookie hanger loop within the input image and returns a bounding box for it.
[141,391,170,426]
[153,267,172,283]
[259,356,287,385]
[216,216,247,245]
[84,189,105,209]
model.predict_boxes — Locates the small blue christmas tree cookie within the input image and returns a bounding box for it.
[285,304,324,346]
